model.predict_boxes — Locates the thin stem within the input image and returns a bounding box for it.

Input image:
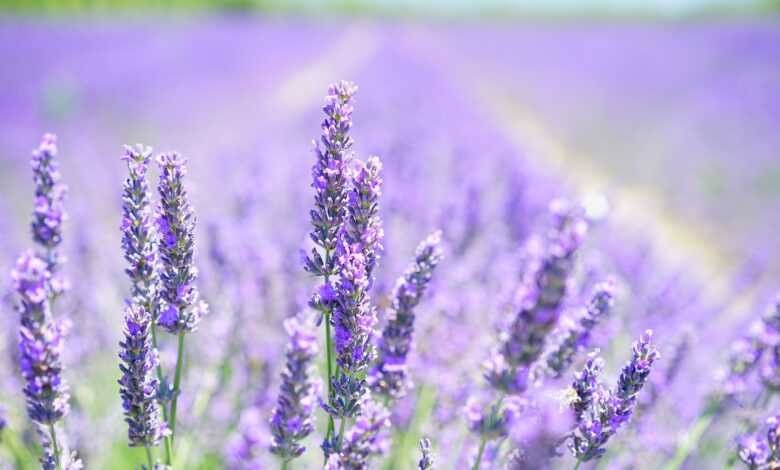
[145,446,154,469]
[325,310,335,439]
[574,460,582,470]
[281,459,290,470]
[472,437,488,470]
[337,417,347,448]
[47,424,62,470]
[150,324,172,466]
[169,331,187,444]
[661,401,720,470]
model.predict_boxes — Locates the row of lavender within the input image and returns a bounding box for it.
[2,80,778,469]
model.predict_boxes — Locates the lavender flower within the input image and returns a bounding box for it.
[332,398,390,470]
[303,81,357,278]
[0,405,6,442]
[118,303,167,447]
[485,200,587,394]
[12,252,71,426]
[121,144,158,314]
[568,331,659,462]
[465,395,523,441]
[30,134,67,270]
[371,231,443,400]
[737,414,780,469]
[155,152,207,334]
[269,316,320,461]
[342,156,384,282]
[418,438,434,470]
[568,352,605,423]
[537,279,615,379]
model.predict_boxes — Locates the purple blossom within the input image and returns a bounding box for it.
[465,395,524,441]
[331,398,390,469]
[30,133,67,270]
[118,303,167,447]
[737,414,780,469]
[569,352,605,423]
[155,152,208,334]
[485,200,587,394]
[12,252,71,426]
[269,316,320,461]
[537,279,616,379]
[371,230,443,400]
[418,438,434,470]
[342,156,384,283]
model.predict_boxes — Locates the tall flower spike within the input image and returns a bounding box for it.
[155,152,207,334]
[568,331,659,462]
[418,438,435,470]
[343,156,384,283]
[568,351,605,423]
[12,252,71,426]
[121,144,159,314]
[303,81,357,278]
[537,279,616,379]
[371,231,444,400]
[485,199,587,394]
[737,413,780,468]
[118,303,167,447]
[269,316,320,462]
[334,398,390,470]
[30,133,67,271]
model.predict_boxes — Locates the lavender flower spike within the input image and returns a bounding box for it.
[269,316,320,462]
[371,231,443,400]
[538,279,616,379]
[418,438,435,469]
[30,133,67,270]
[303,81,357,278]
[155,152,208,334]
[333,398,390,470]
[121,144,158,315]
[567,351,605,423]
[12,252,71,426]
[118,303,167,447]
[343,156,384,282]
[737,413,780,468]
[485,200,587,394]
[568,331,659,462]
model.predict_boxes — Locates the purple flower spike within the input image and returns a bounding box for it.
[269,316,320,462]
[486,200,587,394]
[30,133,68,270]
[118,304,167,447]
[568,331,659,462]
[538,279,616,379]
[332,398,390,469]
[418,438,434,470]
[303,81,357,278]
[371,231,443,400]
[737,413,780,468]
[12,252,71,426]
[155,152,208,334]
[343,156,384,283]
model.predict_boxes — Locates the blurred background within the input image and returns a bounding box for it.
[0,0,779,469]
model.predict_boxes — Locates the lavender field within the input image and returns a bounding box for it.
[1,16,780,470]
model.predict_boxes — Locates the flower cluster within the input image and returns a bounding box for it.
[537,279,616,379]
[418,438,434,470]
[465,395,524,441]
[13,252,71,426]
[371,231,444,400]
[329,398,390,470]
[118,304,167,447]
[567,331,660,462]
[155,152,208,334]
[30,133,67,269]
[342,156,384,282]
[303,80,357,278]
[485,200,587,394]
[737,414,780,469]
[269,317,320,461]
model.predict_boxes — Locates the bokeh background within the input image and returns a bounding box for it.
[1,0,779,469]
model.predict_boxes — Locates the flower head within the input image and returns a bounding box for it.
[30,134,67,267]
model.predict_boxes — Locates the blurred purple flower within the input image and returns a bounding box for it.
[30,133,67,271]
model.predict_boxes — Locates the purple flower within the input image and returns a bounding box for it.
[0,405,7,441]
[342,156,384,283]
[12,252,71,426]
[30,133,68,270]
[118,303,167,447]
[121,144,159,315]
[485,200,587,394]
[371,231,443,400]
[537,279,616,379]
[737,414,780,469]
[569,351,605,423]
[269,316,320,461]
[331,398,390,469]
[465,395,524,441]
[568,331,659,462]
[155,152,207,334]
[303,81,357,278]
[418,438,434,470]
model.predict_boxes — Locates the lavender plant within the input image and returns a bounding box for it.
[737,413,780,469]
[30,134,67,274]
[418,438,434,469]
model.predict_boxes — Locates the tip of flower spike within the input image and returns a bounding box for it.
[156,152,187,170]
[12,251,50,304]
[121,144,153,163]
[32,133,58,160]
[328,80,358,100]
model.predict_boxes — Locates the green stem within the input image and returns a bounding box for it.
[47,424,62,470]
[145,446,154,469]
[325,311,336,439]
[169,331,187,444]
[281,458,290,470]
[661,403,719,470]
[472,437,488,470]
[337,417,347,447]
[150,324,173,466]
[574,460,582,470]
